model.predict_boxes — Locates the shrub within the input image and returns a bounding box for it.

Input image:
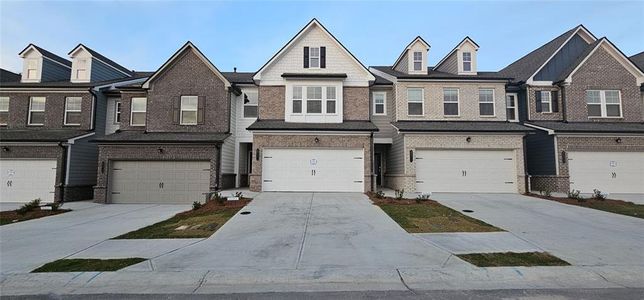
[16,199,41,215]
[192,201,202,210]
[374,191,385,199]
[395,189,405,200]
[50,202,62,212]
[415,193,431,203]
[539,189,552,197]
[592,189,607,201]
[209,191,226,205]
[567,189,585,202]
[234,192,243,198]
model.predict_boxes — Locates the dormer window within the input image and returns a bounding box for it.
[462,52,472,72]
[26,59,38,79]
[413,52,423,71]
[76,59,88,80]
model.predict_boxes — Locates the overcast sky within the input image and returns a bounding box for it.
[1,1,642,74]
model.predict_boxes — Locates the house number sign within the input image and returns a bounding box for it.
[609,161,617,167]
[310,159,318,166]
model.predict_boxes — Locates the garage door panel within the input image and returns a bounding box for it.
[0,160,57,203]
[569,152,644,194]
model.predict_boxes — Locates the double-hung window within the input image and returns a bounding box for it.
[309,47,320,68]
[130,97,146,126]
[443,88,459,116]
[64,97,82,125]
[306,87,322,113]
[413,52,422,71]
[478,89,495,116]
[462,52,472,72]
[28,97,46,125]
[180,96,198,125]
[26,59,38,79]
[586,90,622,118]
[506,94,518,122]
[76,59,88,80]
[292,87,303,113]
[373,92,386,115]
[114,101,121,123]
[326,87,336,114]
[407,88,424,116]
[0,97,9,125]
[540,91,552,113]
[242,91,258,118]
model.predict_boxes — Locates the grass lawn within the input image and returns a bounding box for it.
[32,258,146,273]
[0,208,71,226]
[367,192,502,233]
[114,198,251,239]
[528,193,644,219]
[457,252,570,267]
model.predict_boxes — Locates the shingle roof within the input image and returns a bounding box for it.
[526,121,644,133]
[93,131,230,143]
[498,27,579,82]
[70,44,132,75]
[222,72,255,84]
[0,72,151,89]
[392,121,534,133]
[629,51,644,71]
[0,129,92,142]
[20,44,72,67]
[372,73,392,85]
[0,69,20,83]
[370,66,509,80]
[247,120,379,132]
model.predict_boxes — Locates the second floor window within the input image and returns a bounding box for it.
[309,47,320,68]
[130,97,146,126]
[307,87,322,113]
[539,91,552,113]
[586,90,622,118]
[28,96,46,125]
[506,94,518,122]
[326,87,336,114]
[26,59,38,79]
[64,97,82,126]
[373,92,386,115]
[0,97,8,125]
[243,92,258,118]
[76,59,88,80]
[290,85,337,115]
[462,52,472,72]
[114,101,121,123]
[413,52,422,71]
[180,96,198,125]
[479,89,495,116]
[443,88,459,116]
[407,88,424,116]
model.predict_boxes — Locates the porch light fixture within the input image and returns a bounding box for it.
[561,151,567,164]
[1,146,9,152]
[157,148,164,154]
[466,137,472,143]
[243,93,249,104]
[409,150,414,162]
[314,137,320,143]
[256,148,260,161]
[615,137,622,144]
[101,162,105,174]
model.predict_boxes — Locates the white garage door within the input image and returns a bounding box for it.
[0,159,57,203]
[110,161,210,204]
[416,150,517,193]
[568,152,644,194]
[262,148,364,192]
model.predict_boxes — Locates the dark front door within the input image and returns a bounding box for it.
[375,153,382,186]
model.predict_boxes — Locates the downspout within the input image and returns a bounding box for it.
[89,88,98,131]
[57,142,68,203]
[216,143,222,191]
[559,83,568,123]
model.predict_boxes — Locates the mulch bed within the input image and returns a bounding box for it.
[0,208,71,226]
[527,193,643,219]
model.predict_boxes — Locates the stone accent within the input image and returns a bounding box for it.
[0,144,65,202]
[258,86,285,120]
[526,86,564,121]
[343,87,369,120]
[0,91,93,130]
[93,144,221,203]
[556,135,644,177]
[250,134,372,192]
[565,47,642,122]
[530,175,570,193]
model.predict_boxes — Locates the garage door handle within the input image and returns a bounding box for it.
[505,182,514,184]
[612,172,617,179]
[6,180,12,187]
[112,192,121,194]
[416,180,424,183]
[159,182,164,189]
[264,180,272,182]
[354,180,363,183]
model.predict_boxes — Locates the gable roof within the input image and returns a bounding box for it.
[499,25,596,83]
[19,44,71,68]
[142,41,231,89]
[253,18,374,81]
[68,44,132,76]
[629,51,644,71]
[0,68,21,82]
[434,36,479,70]
[392,36,431,70]
[556,37,644,85]
[370,66,510,81]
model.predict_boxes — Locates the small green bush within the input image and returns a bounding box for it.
[50,202,62,211]
[234,192,243,198]
[16,199,41,215]
[567,189,585,202]
[539,189,552,197]
[374,191,385,199]
[592,189,606,201]
[395,189,405,200]
[415,193,431,203]
[192,201,202,210]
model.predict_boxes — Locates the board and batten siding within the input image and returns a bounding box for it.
[90,58,128,82]
[534,34,590,81]
[41,58,71,82]
[525,131,557,175]
[67,135,99,186]
[105,97,120,135]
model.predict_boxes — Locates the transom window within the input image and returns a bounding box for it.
[540,91,552,113]
[462,52,472,72]
[478,89,495,116]
[586,90,622,118]
[373,92,386,115]
[443,88,459,116]
[407,88,424,116]
[130,97,147,126]
[413,52,423,71]
[28,96,46,125]
[309,47,320,68]
[0,97,9,125]
[180,96,198,125]
[506,94,518,122]
[26,59,38,79]
[114,101,121,123]
[64,97,82,126]
[243,91,258,118]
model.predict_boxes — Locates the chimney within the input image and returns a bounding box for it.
[233,67,237,73]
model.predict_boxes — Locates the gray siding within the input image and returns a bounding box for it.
[435,52,458,74]
[105,97,120,135]
[41,59,71,82]
[370,87,395,139]
[534,34,589,81]
[67,134,99,186]
[517,89,528,122]
[387,132,405,175]
[94,92,107,137]
[91,58,128,82]
[394,52,408,73]
[220,90,236,174]
[525,131,556,175]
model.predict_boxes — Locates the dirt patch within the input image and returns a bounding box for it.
[0,208,71,226]
[527,193,643,219]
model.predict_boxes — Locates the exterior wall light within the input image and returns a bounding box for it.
[561,151,567,164]
[256,148,260,161]
[466,137,472,143]
[615,137,622,144]
[157,148,164,154]
[2,146,9,152]
[314,137,320,143]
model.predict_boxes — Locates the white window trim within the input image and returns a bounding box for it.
[407,87,424,116]
[373,91,387,116]
[180,95,198,125]
[462,52,472,72]
[442,88,460,117]
[540,91,552,113]
[63,97,82,126]
[0,96,8,125]
[412,51,423,71]
[586,90,623,118]
[305,86,324,115]
[478,88,496,117]
[27,96,46,126]
[114,101,121,124]
[309,47,321,69]
[506,93,519,122]
[130,97,147,126]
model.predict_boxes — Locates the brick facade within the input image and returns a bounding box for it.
[93,144,221,203]
[258,86,285,120]
[343,87,369,120]
[526,86,564,121]
[117,91,147,131]
[0,91,93,130]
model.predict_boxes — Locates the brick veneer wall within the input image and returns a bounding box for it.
[258,86,285,120]
[117,91,147,131]
[0,92,93,130]
[249,134,372,192]
[525,86,564,121]
[343,87,369,120]
[93,144,221,203]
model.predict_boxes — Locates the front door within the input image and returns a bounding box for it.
[374,153,382,186]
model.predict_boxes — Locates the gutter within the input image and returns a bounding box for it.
[523,123,555,135]
[89,88,97,131]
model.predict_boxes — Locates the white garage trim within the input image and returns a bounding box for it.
[568,151,644,194]
[0,159,57,203]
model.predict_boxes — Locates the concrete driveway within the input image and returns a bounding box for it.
[431,193,644,266]
[134,193,457,271]
[0,202,189,274]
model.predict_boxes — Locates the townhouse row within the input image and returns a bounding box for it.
[1,19,643,204]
